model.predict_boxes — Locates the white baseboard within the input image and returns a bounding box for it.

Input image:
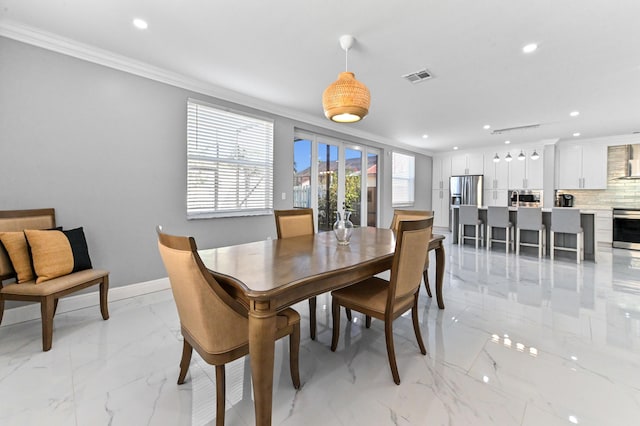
[1,277,170,327]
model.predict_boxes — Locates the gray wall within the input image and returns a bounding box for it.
[0,37,431,296]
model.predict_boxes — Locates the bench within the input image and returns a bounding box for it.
[0,208,109,351]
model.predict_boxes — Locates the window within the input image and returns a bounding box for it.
[392,152,415,206]
[187,99,273,218]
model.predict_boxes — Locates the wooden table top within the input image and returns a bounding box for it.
[199,227,396,299]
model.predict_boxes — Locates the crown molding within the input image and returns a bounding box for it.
[0,20,432,157]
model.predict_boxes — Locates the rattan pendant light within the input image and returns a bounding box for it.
[322,35,370,123]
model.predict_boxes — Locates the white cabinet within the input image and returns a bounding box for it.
[431,188,450,228]
[556,144,607,189]
[483,154,509,190]
[432,156,451,190]
[508,148,543,189]
[483,189,509,206]
[451,153,483,175]
[595,209,612,244]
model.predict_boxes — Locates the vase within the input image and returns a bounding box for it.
[333,211,354,245]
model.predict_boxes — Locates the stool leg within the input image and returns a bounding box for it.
[475,224,479,249]
[538,230,543,258]
[487,226,492,250]
[458,224,462,245]
[577,232,582,264]
[516,229,520,255]
[550,231,555,260]
[505,227,510,254]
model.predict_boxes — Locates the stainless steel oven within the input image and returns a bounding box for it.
[613,208,640,250]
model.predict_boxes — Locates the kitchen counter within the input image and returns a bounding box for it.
[451,205,597,261]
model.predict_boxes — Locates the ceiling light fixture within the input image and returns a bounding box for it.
[422,134,429,139]
[322,35,370,123]
[504,140,511,144]
[483,124,491,130]
[570,111,580,117]
[522,43,538,53]
[530,150,540,160]
[133,18,148,30]
[505,152,513,162]
[493,153,500,162]
[453,146,459,150]
[518,150,526,160]
[573,132,581,137]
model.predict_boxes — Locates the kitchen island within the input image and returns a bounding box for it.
[451,206,597,261]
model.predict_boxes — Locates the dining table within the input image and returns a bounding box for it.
[199,226,446,426]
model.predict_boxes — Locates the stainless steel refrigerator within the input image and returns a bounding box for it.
[449,175,484,229]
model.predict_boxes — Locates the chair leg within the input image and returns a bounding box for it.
[345,308,352,322]
[538,230,543,258]
[309,297,316,340]
[422,270,432,298]
[550,231,555,260]
[506,227,510,253]
[458,224,462,245]
[475,224,479,249]
[0,297,4,326]
[577,233,582,264]
[215,365,226,426]
[289,322,301,389]
[384,319,401,385]
[365,315,372,328]
[487,226,491,250]
[41,296,55,351]
[100,276,110,320]
[516,229,520,255]
[412,294,427,355]
[177,339,193,384]
[331,299,341,352]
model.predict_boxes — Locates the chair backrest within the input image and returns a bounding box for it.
[487,206,510,227]
[389,209,433,232]
[157,227,249,355]
[551,208,582,233]
[459,205,479,225]
[517,207,543,230]
[274,208,314,239]
[389,218,433,302]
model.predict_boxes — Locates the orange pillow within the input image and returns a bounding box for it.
[0,232,35,283]
[24,228,92,283]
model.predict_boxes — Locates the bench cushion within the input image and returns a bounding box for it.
[1,269,108,297]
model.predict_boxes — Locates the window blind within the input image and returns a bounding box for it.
[187,100,274,218]
[392,152,415,206]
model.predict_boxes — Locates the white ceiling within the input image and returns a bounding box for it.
[2,0,640,154]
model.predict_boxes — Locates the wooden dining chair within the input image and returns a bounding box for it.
[390,209,434,297]
[157,227,300,426]
[274,208,344,340]
[331,218,433,385]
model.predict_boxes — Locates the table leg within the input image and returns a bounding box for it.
[435,244,445,309]
[248,306,277,426]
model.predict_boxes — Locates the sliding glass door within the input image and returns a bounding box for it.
[294,132,379,231]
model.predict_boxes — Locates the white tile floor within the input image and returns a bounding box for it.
[1,233,640,425]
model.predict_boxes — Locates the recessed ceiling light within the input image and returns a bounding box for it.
[483,124,491,130]
[453,146,459,150]
[504,140,511,144]
[570,111,580,117]
[133,18,148,30]
[573,132,581,137]
[522,43,538,53]
[422,134,429,139]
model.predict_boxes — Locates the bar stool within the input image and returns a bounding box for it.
[487,206,514,253]
[516,207,546,258]
[458,205,484,249]
[550,208,584,264]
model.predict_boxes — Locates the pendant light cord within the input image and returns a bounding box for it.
[345,47,349,72]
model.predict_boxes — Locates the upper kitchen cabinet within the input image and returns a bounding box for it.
[483,153,509,189]
[432,155,451,190]
[508,148,543,189]
[556,143,607,189]
[451,152,483,175]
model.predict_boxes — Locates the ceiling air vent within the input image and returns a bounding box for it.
[402,69,433,84]
[491,123,540,135]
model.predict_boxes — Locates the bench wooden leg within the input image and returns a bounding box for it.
[100,276,109,320]
[41,296,55,351]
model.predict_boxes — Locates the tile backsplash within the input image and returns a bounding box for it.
[559,145,640,208]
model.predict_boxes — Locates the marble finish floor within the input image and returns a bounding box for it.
[1,233,640,425]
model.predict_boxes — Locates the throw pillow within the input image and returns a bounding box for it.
[24,227,93,283]
[0,232,35,283]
